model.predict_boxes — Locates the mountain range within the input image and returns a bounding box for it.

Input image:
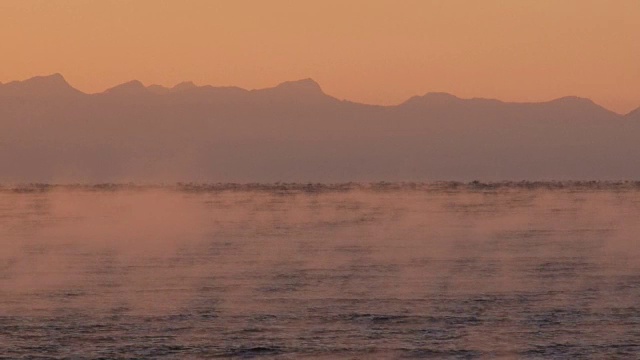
[1,74,639,182]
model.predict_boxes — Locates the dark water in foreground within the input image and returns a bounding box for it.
[1,183,640,358]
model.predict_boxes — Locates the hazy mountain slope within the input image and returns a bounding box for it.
[1,74,638,182]
[626,108,640,121]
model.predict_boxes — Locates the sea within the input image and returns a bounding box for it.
[1,183,639,358]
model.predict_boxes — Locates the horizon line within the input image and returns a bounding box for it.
[1,73,637,116]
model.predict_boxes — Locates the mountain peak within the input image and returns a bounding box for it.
[401,92,461,106]
[423,92,460,101]
[0,73,81,97]
[543,96,617,116]
[549,96,595,106]
[172,81,197,91]
[30,73,68,84]
[145,81,198,95]
[104,80,148,95]
[273,78,323,94]
[250,78,329,103]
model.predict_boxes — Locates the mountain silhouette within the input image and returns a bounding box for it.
[626,107,640,120]
[0,73,83,98]
[1,74,639,183]
[147,81,197,95]
[103,80,149,95]
[261,78,325,96]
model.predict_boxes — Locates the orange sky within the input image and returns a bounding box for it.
[1,0,638,113]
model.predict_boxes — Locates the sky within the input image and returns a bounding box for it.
[1,0,638,114]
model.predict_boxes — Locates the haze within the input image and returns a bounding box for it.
[1,0,639,114]
[2,73,640,182]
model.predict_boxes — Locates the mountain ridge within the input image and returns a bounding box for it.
[0,73,83,97]
[2,73,639,182]
[0,74,630,115]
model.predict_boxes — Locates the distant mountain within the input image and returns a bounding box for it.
[103,80,149,96]
[0,73,83,98]
[0,74,639,183]
[254,78,327,99]
[626,107,640,120]
[147,81,197,95]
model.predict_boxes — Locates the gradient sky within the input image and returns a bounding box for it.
[1,0,638,113]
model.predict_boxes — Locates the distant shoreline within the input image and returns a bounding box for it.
[3,181,640,193]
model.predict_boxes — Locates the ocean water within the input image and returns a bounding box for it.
[1,183,640,358]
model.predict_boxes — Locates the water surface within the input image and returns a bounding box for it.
[1,184,640,358]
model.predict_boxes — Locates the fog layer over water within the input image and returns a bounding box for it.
[1,184,639,358]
